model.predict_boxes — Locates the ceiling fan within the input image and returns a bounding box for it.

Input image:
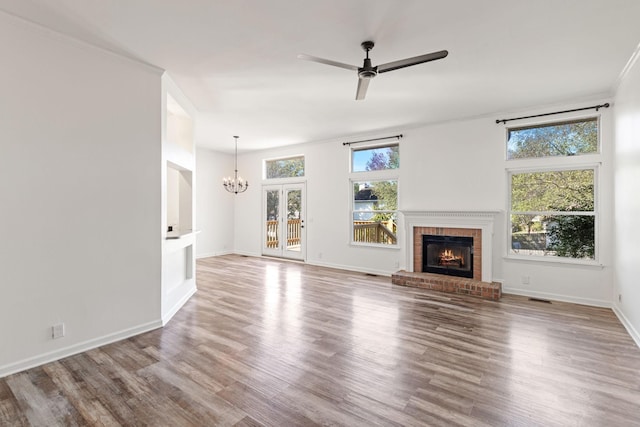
[298,41,448,100]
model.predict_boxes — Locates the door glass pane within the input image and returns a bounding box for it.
[266,190,279,249]
[286,189,301,251]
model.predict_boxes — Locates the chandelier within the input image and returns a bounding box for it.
[223,136,248,194]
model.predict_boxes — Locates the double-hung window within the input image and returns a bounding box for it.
[350,143,399,246]
[507,117,599,261]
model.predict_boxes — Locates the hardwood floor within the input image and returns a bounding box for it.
[2,254,640,426]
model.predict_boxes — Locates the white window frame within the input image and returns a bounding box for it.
[349,141,400,248]
[505,115,602,265]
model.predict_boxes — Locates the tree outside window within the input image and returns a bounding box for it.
[511,169,595,259]
[265,156,304,179]
[508,118,598,260]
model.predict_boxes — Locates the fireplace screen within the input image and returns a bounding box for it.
[422,235,473,278]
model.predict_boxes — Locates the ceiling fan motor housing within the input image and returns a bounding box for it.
[358,58,378,79]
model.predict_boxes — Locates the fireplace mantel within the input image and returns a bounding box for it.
[400,210,501,283]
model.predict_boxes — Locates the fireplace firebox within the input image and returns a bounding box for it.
[422,235,473,278]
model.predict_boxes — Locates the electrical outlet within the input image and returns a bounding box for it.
[619,294,622,303]
[52,323,65,339]
[394,261,400,269]
[521,276,530,285]
[318,252,323,259]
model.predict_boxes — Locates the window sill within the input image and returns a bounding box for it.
[504,253,603,269]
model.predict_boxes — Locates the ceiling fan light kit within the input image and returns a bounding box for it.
[298,40,448,100]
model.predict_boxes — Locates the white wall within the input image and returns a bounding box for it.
[0,13,163,376]
[613,49,640,346]
[161,75,198,325]
[230,106,615,305]
[195,148,235,258]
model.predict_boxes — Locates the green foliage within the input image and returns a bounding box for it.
[511,169,594,212]
[266,156,304,179]
[546,215,595,259]
[370,181,397,209]
[266,188,301,220]
[266,190,279,220]
[287,189,301,218]
[507,119,597,159]
[369,180,397,223]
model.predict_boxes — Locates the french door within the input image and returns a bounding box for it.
[262,183,305,260]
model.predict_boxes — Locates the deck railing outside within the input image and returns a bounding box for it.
[353,220,397,245]
[266,219,302,249]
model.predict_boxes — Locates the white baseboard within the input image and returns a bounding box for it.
[162,285,197,326]
[502,286,611,308]
[209,252,394,277]
[233,250,263,258]
[612,305,640,349]
[0,319,163,379]
[306,259,392,277]
[196,250,233,259]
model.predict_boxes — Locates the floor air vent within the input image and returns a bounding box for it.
[529,297,552,303]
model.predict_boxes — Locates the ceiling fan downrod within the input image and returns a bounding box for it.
[358,41,377,79]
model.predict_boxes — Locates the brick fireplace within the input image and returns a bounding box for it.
[392,210,502,300]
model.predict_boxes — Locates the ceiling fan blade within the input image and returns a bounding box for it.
[377,50,448,74]
[355,77,370,100]
[297,54,359,71]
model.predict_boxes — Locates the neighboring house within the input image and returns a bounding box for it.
[353,184,378,221]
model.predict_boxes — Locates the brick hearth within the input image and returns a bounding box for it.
[391,270,502,301]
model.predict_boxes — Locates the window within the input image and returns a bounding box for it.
[352,180,398,245]
[507,118,599,261]
[507,118,598,160]
[265,156,304,179]
[350,142,399,246]
[352,144,399,172]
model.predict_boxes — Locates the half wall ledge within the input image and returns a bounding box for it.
[392,270,502,301]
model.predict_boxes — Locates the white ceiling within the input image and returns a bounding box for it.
[2,0,640,153]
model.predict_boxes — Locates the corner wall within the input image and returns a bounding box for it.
[195,147,235,258]
[613,47,640,346]
[0,13,163,376]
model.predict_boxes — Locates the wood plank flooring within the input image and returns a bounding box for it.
[2,254,640,426]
